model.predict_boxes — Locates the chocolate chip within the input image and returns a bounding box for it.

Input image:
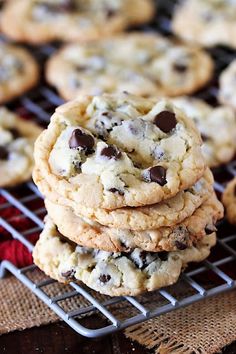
[75,65,87,72]
[0,146,9,160]
[102,111,113,117]
[148,166,167,186]
[234,185,236,197]
[201,133,209,142]
[119,240,130,251]
[138,251,149,269]
[108,188,124,196]
[158,252,168,261]
[9,128,21,139]
[175,240,187,250]
[106,9,117,18]
[173,63,188,73]
[101,145,121,160]
[154,111,177,133]
[60,0,77,11]
[69,129,94,153]
[99,274,111,283]
[61,269,75,279]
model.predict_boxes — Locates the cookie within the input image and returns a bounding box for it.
[1,0,154,44]
[34,166,214,230]
[172,97,236,168]
[46,33,213,100]
[222,177,236,225]
[33,217,217,296]
[44,192,223,253]
[219,60,236,111]
[0,42,39,104]
[33,93,206,209]
[172,0,236,48]
[0,107,42,188]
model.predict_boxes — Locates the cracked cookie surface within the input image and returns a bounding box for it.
[46,33,213,100]
[1,0,154,44]
[44,192,223,253]
[173,97,236,168]
[33,93,206,209]
[0,42,39,104]
[173,0,236,48]
[33,217,217,296]
[0,107,42,187]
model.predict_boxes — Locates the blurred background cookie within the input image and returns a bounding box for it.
[46,33,213,100]
[219,59,236,111]
[0,107,42,187]
[0,42,39,104]
[0,0,155,44]
[172,96,236,167]
[172,0,236,48]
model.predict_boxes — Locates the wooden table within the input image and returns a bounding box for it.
[0,316,236,354]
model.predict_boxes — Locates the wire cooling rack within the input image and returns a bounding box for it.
[0,0,236,338]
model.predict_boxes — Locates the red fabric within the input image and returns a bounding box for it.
[0,195,41,268]
[0,234,39,268]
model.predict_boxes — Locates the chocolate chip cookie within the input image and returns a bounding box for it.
[33,93,206,209]
[173,97,236,167]
[46,33,213,100]
[0,42,39,104]
[1,0,154,44]
[33,217,217,296]
[222,177,236,225]
[219,60,236,111]
[34,166,214,230]
[0,107,42,187]
[44,192,223,253]
[173,0,236,48]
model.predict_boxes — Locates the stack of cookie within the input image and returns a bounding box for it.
[33,93,223,296]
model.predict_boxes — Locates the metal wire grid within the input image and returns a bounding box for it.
[0,0,236,338]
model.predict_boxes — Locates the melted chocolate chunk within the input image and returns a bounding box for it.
[0,146,9,160]
[175,240,188,250]
[173,63,188,73]
[61,269,75,279]
[108,188,124,196]
[148,166,167,186]
[154,111,177,133]
[9,128,21,139]
[69,129,94,153]
[234,185,236,197]
[99,274,111,283]
[158,252,168,261]
[101,145,121,160]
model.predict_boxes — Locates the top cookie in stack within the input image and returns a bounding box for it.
[33,93,223,296]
